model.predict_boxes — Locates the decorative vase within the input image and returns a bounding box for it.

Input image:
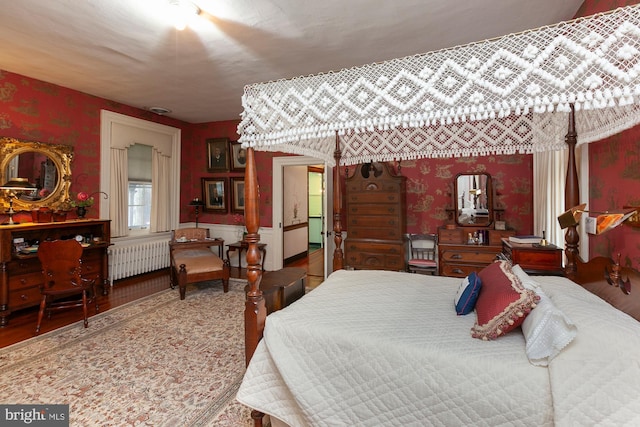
[76,206,87,219]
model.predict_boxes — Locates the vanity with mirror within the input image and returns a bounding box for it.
[438,173,514,277]
[0,137,112,326]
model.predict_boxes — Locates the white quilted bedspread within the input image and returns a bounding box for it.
[540,277,640,426]
[237,270,554,426]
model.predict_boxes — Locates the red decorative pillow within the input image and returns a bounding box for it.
[471,260,539,340]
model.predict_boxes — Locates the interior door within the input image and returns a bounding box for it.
[323,164,334,278]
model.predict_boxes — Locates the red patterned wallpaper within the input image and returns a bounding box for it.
[0,71,535,237]
[0,70,187,223]
[184,121,276,228]
[1,0,638,271]
[354,154,534,235]
[575,0,640,269]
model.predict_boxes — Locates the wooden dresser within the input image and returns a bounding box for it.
[438,226,514,277]
[501,238,564,276]
[345,162,406,271]
[0,220,111,326]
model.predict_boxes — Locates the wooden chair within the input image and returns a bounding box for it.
[169,228,230,300]
[36,239,98,334]
[407,233,438,275]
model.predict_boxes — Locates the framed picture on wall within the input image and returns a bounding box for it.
[230,141,247,171]
[231,177,245,213]
[202,177,227,212]
[206,138,230,172]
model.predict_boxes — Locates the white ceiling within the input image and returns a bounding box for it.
[0,0,584,124]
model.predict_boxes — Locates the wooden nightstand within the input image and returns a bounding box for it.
[245,267,307,314]
[501,238,564,276]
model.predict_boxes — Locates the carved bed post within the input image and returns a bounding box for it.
[333,133,344,271]
[244,147,266,366]
[564,104,580,276]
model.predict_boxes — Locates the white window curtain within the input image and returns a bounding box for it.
[150,148,171,232]
[533,149,567,249]
[109,147,129,238]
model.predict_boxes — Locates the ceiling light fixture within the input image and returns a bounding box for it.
[168,0,201,30]
[147,106,172,115]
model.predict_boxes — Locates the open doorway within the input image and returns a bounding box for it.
[281,164,325,285]
[272,156,334,284]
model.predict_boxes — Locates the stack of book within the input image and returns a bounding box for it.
[508,235,542,244]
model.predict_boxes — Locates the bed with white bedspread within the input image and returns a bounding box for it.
[237,269,640,426]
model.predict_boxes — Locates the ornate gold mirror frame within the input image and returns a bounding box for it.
[0,137,73,211]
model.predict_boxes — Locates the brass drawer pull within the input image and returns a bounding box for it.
[451,254,462,259]
[452,268,464,274]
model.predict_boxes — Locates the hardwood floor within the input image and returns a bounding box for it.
[0,249,325,349]
[286,247,324,289]
[0,269,171,349]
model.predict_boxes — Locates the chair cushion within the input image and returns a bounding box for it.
[173,228,208,241]
[173,248,224,275]
[471,260,539,340]
[408,259,437,267]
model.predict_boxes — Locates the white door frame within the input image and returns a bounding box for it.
[272,156,331,275]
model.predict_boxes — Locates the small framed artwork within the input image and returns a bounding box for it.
[206,137,230,172]
[495,220,506,230]
[202,177,227,212]
[230,177,245,213]
[230,141,247,171]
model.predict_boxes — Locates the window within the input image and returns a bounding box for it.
[128,181,152,230]
[100,110,181,237]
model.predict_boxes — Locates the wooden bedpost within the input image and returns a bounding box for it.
[244,147,266,366]
[333,133,344,271]
[564,104,580,276]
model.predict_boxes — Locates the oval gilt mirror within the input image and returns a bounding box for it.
[0,137,73,211]
[455,173,492,226]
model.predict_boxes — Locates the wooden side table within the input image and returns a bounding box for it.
[226,241,267,270]
[245,267,307,314]
[501,238,564,276]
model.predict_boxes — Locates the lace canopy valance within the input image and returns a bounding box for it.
[238,5,640,165]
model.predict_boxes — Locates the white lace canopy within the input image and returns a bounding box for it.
[238,5,640,165]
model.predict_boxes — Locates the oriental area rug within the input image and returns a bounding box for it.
[0,279,253,426]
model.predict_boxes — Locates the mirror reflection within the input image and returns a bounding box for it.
[0,138,73,211]
[5,152,58,201]
[455,173,492,226]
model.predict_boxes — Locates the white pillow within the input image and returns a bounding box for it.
[511,264,540,291]
[512,265,577,366]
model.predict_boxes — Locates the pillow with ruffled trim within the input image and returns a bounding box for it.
[454,272,482,315]
[471,260,539,340]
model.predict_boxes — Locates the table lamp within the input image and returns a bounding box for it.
[1,178,36,225]
[189,198,205,228]
[557,203,636,234]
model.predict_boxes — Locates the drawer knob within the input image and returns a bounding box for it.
[451,254,462,259]
[20,294,28,300]
[20,279,27,285]
[452,268,464,274]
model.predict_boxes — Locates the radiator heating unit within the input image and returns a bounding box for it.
[108,239,170,285]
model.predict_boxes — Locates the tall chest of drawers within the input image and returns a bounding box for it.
[344,162,406,271]
[438,226,514,277]
[0,220,111,326]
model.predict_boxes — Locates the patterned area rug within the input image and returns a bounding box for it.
[0,279,253,426]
